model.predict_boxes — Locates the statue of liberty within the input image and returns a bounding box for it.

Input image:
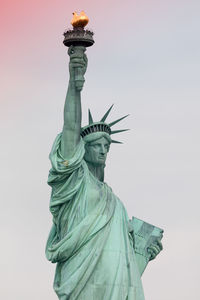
[46,12,163,300]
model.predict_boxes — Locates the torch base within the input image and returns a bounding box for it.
[63,28,94,48]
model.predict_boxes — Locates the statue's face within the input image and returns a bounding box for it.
[84,137,110,166]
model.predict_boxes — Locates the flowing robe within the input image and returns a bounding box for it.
[46,134,145,300]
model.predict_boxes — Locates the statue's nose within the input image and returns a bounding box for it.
[100,145,106,154]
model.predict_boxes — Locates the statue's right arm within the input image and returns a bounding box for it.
[60,46,87,159]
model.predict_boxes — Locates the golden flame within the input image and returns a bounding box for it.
[71,11,89,28]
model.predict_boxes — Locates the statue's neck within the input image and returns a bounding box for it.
[86,162,105,182]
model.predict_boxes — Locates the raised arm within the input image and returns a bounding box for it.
[60,45,88,159]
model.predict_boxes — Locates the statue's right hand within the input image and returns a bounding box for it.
[68,46,88,85]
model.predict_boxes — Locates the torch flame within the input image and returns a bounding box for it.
[71,11,89,28]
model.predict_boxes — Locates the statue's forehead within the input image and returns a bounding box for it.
[89,137,110,145]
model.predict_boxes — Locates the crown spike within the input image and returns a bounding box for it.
[100,104,114,122]
[108,114,129,127]
[111,140,123,144]
[111,129,129,135]
[88,109,94,124]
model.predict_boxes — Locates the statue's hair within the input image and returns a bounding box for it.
[83,132,111,145]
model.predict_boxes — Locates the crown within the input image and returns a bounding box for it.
[81,105,129,144]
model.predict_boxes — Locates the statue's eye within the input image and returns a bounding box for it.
[90,144,98,149]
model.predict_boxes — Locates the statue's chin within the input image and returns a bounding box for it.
[84,159,106,168]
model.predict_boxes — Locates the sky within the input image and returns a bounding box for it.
[1,0,200,299]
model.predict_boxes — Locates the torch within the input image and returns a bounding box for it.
[63,12,94,90]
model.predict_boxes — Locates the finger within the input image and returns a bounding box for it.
[70,62,86,69]
[149,248,159,260]
[148,246,160,256]
[70,63,85,70]
[156,240,163,250]
[147,249,153,256]
[70,58,85,65]
[70,64,84,69]
[83,53,88,64]
[151,245,160,254]
[150,253,156,259]
[147,249,156,260]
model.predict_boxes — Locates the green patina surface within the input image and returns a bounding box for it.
[46,46,163,300]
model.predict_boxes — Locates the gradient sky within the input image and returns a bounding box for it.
[1,0,200,299]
